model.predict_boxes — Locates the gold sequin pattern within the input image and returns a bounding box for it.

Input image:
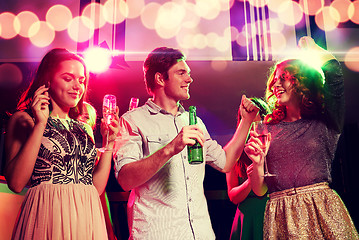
[264,182,359,239]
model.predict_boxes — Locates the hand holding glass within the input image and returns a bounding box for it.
[98,94,117,152]
[257,134,276,177]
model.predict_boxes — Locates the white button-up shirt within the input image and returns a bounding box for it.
[114,99,226,240]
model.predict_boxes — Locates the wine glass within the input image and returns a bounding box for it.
[257,133,276,177]
[98,94,117,153]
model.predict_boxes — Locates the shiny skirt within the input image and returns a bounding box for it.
[264,182,358,239]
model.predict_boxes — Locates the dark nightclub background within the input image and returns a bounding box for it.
[1,0,359,239]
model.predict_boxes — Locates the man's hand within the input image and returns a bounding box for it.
[169,125,204,156]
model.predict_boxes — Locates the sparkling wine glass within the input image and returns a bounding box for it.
[128,97,139,111]
[98,94,116,153]
[257,133,276,177]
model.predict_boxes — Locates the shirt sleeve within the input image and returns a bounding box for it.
[113,115,144,179]
[322,59,345,133]
[197,118,226,171]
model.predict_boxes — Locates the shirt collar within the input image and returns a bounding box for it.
[145,99,185,116]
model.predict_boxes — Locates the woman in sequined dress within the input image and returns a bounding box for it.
[244,37,358,239]
[4,48,119,239]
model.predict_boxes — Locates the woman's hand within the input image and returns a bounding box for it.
[239,95,259,123]
[100,106,120,147]
[31,85,50,125]
[298,36,335,63]
[244,131,271,165]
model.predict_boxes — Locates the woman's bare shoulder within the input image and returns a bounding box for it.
[7,111,34,130]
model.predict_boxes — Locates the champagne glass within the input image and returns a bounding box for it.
[98,94,117,153]
[257,134,276,177]
[128,97,139,111]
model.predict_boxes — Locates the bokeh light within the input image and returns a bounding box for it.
[84,47,112,73]
[235,31,247,47]
[140,2,161,29]
[315,6,340,31]
[0,63,23,89]
[330,0,352,23]
[299,0,325,15]
[29,21,55,47]
[193,34,208,49]
[0,12,20,39]
[67,16,94,42]
[154,2,185,39]
[344,46,359,72]
[211,58,228,71]
[277,1,303,26]
[16,11,39,38]
[269,18,285,33]
[82,2,106,29]
[126,0,145,19]
[268,0,291,13]
[176,30,195,49]
[103,0,128,24]
[225,26,239,42]
[194,0,221,20]
[206,32,220,48]
[181,3,201,29]
[46,5,73,31]
[219,0,235,11]
[349,0,359,24]
[270,32,287,55]
[214,36,230,52]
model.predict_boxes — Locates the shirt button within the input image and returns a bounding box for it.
[184,156,187,159]
[189,198,192,202]
[187,177,189,180]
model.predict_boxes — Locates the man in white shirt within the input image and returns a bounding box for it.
[114,47,259,239]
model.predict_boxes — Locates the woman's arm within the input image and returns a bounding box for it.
[93,110,120,194]
[298,36,344,132]
[222,95,259,172]
[5,85,49,193]
[5,112,46,193]
[226,165,252,205]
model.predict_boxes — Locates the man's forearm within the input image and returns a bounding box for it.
[117,143,175,191]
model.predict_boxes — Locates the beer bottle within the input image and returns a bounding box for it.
[188,106,203,164]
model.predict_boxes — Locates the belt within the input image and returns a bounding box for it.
[269,182,329,199]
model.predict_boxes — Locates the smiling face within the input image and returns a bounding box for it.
[163,60,193,102]
[272,66,301,108]
[49,60,86,114]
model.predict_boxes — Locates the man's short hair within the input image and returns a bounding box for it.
[143,47,185,94]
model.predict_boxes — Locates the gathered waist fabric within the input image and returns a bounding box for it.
[269,182,329,199]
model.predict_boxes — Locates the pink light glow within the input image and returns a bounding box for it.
[349,1,359,24]
[67,16,94,43]
[46,5,73,31]
[299,0,325,16]
[344,46,359,72]
[29,21,55,47]
[82,3,106,29]
[315,6,340,31]
[16,11,39,38]
[0,12,20,39]
[330,0,352,23]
